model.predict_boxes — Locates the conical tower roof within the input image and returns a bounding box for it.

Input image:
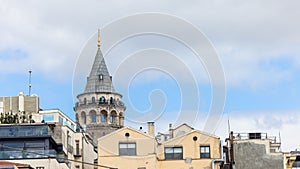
[84,30,115,93]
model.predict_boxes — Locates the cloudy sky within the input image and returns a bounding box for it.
[0,0,300,151]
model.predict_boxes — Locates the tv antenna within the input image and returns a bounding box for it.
[28,69,32,96]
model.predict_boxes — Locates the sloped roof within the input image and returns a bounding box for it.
[98,126,155,142]
[162,129,220,144]
[84,47,115,93]
[173,123,194,131]
[0,161,33,168]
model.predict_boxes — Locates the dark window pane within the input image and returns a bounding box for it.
[164,147,183,160]
[200,146,210,158]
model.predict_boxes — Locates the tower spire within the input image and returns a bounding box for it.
[97,29,101,48]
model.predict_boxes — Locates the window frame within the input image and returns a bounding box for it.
[119,142,136,156]
[164,146,183,160]
[200,145,210,158]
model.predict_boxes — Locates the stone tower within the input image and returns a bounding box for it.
[75,30,126,143]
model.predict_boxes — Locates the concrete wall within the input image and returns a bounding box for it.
[234,142,284,169]
[0,93,39,114]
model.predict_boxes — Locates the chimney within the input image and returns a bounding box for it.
[147,122,155,137]
[169,123,173,139]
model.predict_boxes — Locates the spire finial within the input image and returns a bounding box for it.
[97,29,101,48]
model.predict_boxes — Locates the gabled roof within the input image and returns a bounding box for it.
[162,129,220,144]
[98,126,155,142]
[173,123,194,131]
[84,46,115,93]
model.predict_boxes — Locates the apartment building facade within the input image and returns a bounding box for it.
[97,123,223,169]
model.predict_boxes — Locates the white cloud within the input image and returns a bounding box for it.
[0,0,299,87]
[215,110,300,151]
[1,0,300,150]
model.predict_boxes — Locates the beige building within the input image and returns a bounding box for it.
[0,92,39,114]
[0,92,39,124]
[40,109,97,169]
[98,123,223,169]
[284,150,300,169]
[158,126,222,169]
[98,125,157,169]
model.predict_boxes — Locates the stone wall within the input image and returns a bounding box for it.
[234,142,283,169]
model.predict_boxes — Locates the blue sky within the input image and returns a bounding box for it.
[0,0,300,151]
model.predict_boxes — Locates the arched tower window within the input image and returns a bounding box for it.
[92,97,96,103]
[89,110,96,123]
[110,97,114,104]
[99,96,105,103]
[100,110,108,123]
[83,98,87,105]
[110,111,117,124]
[81,111,86,124]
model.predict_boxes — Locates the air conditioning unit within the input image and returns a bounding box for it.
[185,158,192,163]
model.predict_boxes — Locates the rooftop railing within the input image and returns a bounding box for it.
[233,132,281,144]
[0,149,56,159]
[0,124,48,138]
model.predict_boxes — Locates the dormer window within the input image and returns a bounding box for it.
[99,74,103,80]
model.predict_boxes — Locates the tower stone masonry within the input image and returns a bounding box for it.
[74,30,126,144]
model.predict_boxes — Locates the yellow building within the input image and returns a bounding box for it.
[98,123,223,169]
[98,125,157,169]
[158,129,222,169]
[284,150,300,169]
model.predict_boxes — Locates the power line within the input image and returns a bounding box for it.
[0,144,113,168]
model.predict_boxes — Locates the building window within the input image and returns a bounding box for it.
[101,113,107,123]
[36,167,45,169]
[83,98,87,104]
[75,140,80,155]
[119,143,136,156]
[164,147,183,160]
[58,116,63,124]
[90,111,96,123]
[99,96,105,103]
[42,114,54,122]
[92,114,96,123]
[92,97,96,103]
[99,74,103,80]
[109,114,113,123]
[200,146,210,158]
[80,111,86,124]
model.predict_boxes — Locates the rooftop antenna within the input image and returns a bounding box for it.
[227,112,231,135]
[28,69,32,96]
